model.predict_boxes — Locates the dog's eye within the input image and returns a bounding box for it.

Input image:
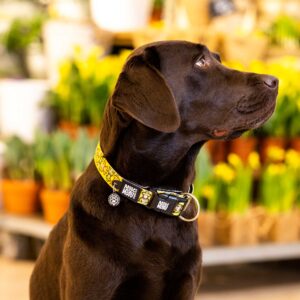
[213,52,221,63]
[195,56,207,68]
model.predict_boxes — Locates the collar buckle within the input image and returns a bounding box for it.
[149,190,188,216]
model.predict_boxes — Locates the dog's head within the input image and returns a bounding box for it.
[111,41,278,142]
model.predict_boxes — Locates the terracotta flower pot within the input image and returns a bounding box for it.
[1,179,39,215]
[40,189,70,224]
[290,137,300,153]
[198,211,216,247]
[59,121,99,139]
[229,137,257,163]
[86,125,99,138]
[59,121,79,139]
[205,140,229,164]
[259,137,287,163]
[215,211,259,246]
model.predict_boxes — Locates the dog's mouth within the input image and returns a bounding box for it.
[211,98,276,139]
[236,94,268,114]
[247,102,276,129]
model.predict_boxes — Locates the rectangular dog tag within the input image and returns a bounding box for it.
[114,180,141,202]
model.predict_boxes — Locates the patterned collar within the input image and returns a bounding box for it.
[93,143,200,222]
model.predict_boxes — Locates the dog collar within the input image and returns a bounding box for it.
[94,143,200,222]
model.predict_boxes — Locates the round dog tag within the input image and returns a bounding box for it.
[108,192,121,207]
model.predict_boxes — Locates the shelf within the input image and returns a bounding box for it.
[0,213,52,240]
[202,243,300,266]
[1,213,300,266]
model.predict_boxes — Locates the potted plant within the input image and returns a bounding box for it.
[1,15,45,78]
[295,153,300,239]
[286,150,300,238]
[285,60,300,152]
[46,47,127,136]
[265,15,300,57]
[35,131,72,223]
[214,153,258,246]
[0,15,49,141]
[259,148,299,243]
[1,136,39,215]
[70,129,98,180]
[193,147,216,247]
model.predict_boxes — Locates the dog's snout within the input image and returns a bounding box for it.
[262,75,278,89]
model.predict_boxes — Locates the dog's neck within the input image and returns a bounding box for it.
[99,105,204,192]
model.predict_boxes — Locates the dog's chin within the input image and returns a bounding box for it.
[245,102,276,130]
[212,102,276,141]
[232,103,275,135]
[226,130,247,140]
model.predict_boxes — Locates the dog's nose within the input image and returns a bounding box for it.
[262,75,278,89]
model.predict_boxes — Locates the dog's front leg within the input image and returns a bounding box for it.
[162,271,201,300]
[162,245,202,300]
[61,239,125,300]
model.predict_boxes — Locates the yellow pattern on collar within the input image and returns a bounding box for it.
[93,143,153,206]
[94,143,122,189]
[93,143,199,219]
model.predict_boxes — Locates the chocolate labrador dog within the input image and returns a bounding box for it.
[30,41,278,300]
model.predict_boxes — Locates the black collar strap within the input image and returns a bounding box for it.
[94,143,200,222]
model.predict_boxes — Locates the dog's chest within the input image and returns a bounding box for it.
[118,216,198,265]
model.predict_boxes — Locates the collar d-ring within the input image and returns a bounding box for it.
[179,193,200,222]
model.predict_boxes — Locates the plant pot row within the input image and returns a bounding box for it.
[1,179,69,224]
[2,179,300,244]
[206,136,300,164]
[59,121,99,139]
[198,208,300,247]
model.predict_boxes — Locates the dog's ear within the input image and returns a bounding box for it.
[111,47,180,132]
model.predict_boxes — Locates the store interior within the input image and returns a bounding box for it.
[0,0,300,299]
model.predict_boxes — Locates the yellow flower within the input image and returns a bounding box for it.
[297,99,300,111]
[214,163,235,183]
[56,82,70,100]
[58,61,71,80]
[266,163,286,176]
[267,146,285,162]
[228,153,242,168]
[248,152,260,170]
[201,185,215,199]
[286,149,300,168]
[78,59,91,80]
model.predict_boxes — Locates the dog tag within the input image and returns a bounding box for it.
[108,192,121,207]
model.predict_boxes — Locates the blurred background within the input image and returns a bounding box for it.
[0,0,300,299]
